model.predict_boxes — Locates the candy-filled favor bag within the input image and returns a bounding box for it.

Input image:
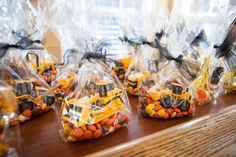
[0,35,56,123]
[191,57,224,105]
[214,24,236,94]
[124,42,160,96]
[51,49,80,102]
[139,57,195,119]
[59,57,130,142]
[0,83,21,157]
[26,50,58,85]
[137,21,200,118]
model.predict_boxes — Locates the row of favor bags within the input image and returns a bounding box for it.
[1,0,236,149]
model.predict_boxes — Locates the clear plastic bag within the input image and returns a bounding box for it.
[59,58,130,142]
[191,57,225,105]
[139,60,195,119]
[51,49,80,102]
[23,1,58,85]
[210,6,236,94]
[26,50,58,85]
[0,0,56,123]
[124,44,160,96]
[137,12,201,119]
[0,47,56,123]
[0,83,21,157]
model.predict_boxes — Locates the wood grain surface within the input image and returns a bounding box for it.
[89,102,236,157]
[20,94,236,157]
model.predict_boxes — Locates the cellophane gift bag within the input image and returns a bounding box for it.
[0,82,22,157]
[0,42,56,123]
[124,43,161,96]
[0,0,56,123]
[51,49,80,102]
[121,5,168,96]
[138,15,201,119]
[24,1,58,85]
[50,0,95,102]
[59,54,130,142]
[212,7,236,94]
[191,57,224,105]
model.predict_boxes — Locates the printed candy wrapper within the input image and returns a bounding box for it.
[191,57,224,105]
[139,60,195,119]
[59,59,130,142]
[51,49,80,102]
[0,84,21,157]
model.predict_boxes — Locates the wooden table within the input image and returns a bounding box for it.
[20,94,236,157]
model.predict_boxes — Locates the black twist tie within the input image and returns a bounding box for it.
[0,30,43,59]
[81,52,105,61]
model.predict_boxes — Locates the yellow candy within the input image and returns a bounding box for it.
[145,103,155,115]
[171,112,177,118]
[149,91,160,101]
[157,109,166,118]
[63,124,73,135]
[42,103,47,111]
[128,87,133,92]
[67,136,77,142]
[18,115,26,122]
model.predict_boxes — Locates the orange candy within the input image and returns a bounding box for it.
[197,89,207,100]
[22,109,32,118]
[174,108,181,113]
[71,128,83,139]
[166,108,173,115]
[83,130,93,139]
[146,98,152,104]
[87,125,96,132]
[115,124,122,130]
[124,115,129,123]
[188,105,193,114]
[101,119,109,126]
[95,123,101,129]
[154,104,162,111]
[108,118,115,126]
[93,129,102,139]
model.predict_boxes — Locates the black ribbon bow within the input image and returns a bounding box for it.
[81,39,112,61]
[0,30,43,59]
[151,33,199,80]
[213,24,236,70]
[119,35,149,46]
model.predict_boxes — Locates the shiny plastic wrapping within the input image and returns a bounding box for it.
[206,5,236,94]
[0,0,55,123]
[138,13,201,119]
[24,1,58,85]
[122,7,168,95]
[51,49,80,102]
[59,54,130,142]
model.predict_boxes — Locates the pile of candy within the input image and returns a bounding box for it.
[139,83,194,119]
[52,73,77,101]
[124,71,151,95]
[15,80,55,122]
[61,112,129,142]
[60,78,130,142]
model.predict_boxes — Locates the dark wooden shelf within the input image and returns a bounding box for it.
[20,94,236,157]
